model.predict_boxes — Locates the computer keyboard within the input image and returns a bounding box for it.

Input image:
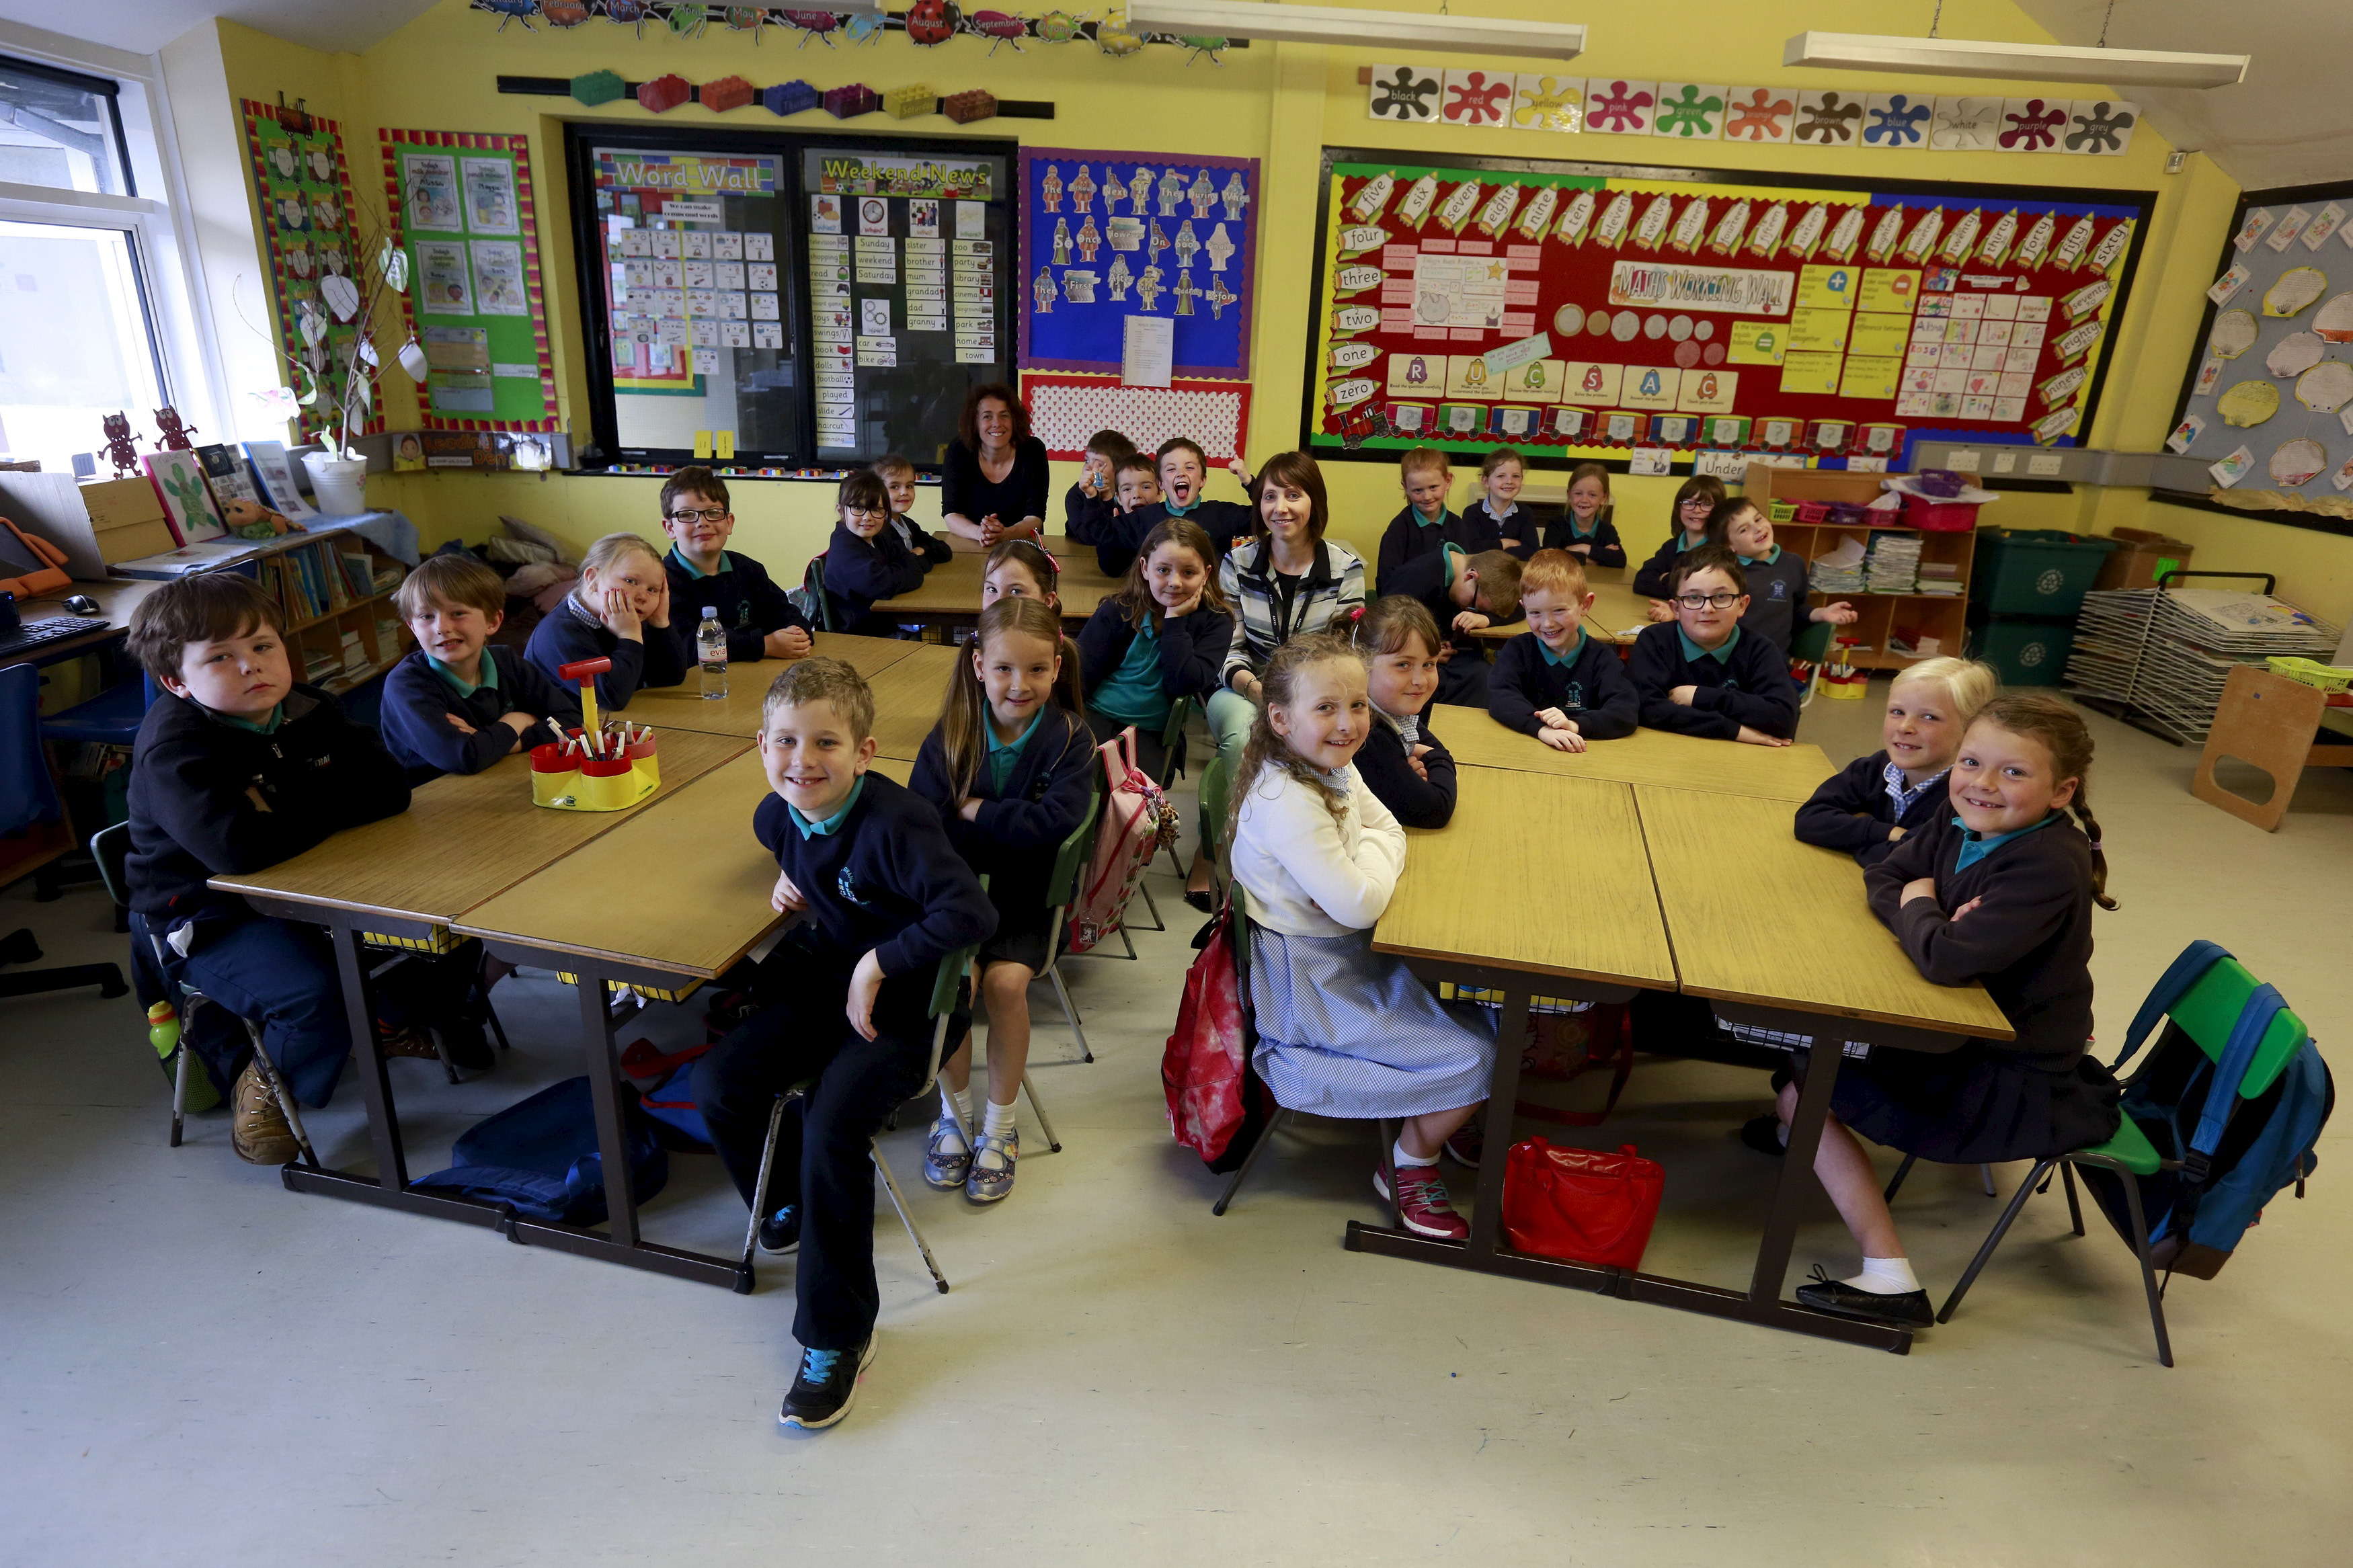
[0,615,107,661]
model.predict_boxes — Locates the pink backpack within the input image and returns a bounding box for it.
[1063,727,1179,955]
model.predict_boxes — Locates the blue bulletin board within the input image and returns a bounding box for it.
[1016,147,1259,381]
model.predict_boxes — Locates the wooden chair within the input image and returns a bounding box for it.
[2191,664,2353,832]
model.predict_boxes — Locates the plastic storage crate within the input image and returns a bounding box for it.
[1970,530,2117,618]
[1969,616,2077,688]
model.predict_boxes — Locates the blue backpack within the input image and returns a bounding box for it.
[2077,942,2332,1279]
[412,1077,669,1225]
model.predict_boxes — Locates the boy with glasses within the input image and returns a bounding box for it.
[657,465,813,663]
[1626,544,1798,747]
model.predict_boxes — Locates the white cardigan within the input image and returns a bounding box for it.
[1228,760,1408,938]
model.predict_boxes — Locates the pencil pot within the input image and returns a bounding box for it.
[530,743,582,807]
[1501,1139,1663,1272]
[577,755,641,811]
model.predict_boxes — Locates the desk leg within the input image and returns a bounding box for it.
[1749,1038,1841,1306]
[573,961,640,1249]
[329,919,407,1190]
[1465,983,1532,1263]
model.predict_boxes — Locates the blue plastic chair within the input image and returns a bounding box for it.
[0,661,126,1000]
[40,672,157,749]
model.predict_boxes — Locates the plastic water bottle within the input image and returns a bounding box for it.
[147,999,180,1061]
[697,606,727,700]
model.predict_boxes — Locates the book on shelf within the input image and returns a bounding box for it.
[336,550,375,601]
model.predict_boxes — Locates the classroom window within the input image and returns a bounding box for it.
[0,218,166,468]
[0,57,131,197]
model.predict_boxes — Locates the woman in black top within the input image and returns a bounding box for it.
[940,382,1049,546]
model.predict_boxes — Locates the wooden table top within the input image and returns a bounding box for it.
[625,632,925,739]
[943,530,1079,555]
[208,727,751,924]
[455,751,785,979]
[1636,785,2011,1040]
[861,642,963,759]
[879,550,1116,623]
[1431,704,1835,802]
[1470,579,1650,647]
[9,577,165,665]
[1373,768,1677,991]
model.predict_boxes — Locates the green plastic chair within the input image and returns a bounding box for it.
[1790,616,1835,710]
[1033,787,1103,1063]
[738,920,990,1296]
[1127,696,1195,936]
[1929,949,2311,1367]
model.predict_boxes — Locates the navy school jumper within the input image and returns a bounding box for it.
[1089,497,1257,579]
[1375,503,1501,583]
[822,522,932,636]
[1076,597,1234,706]
[662,546,811,663]
[1733,548,1815,655]
[1550,508,1628,568]
[908,705,1098,921]
[1464,496,1556,561]
[1626,622,1798,741]
[378,644,584,782]
[1355,712,1457,829]
[1794,751,1953,868]
[1631,532,1707,600]
[523,597,690,711]
[1486,630,1639,741]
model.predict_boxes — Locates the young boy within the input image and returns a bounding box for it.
[1094,438,1257,577]
[1488,548,1638,751]
[381,554,582,781]
[1377,448,1501,583]
[691,659,995,1431]
[124,575,421,1162]
[1705,495,1857,655]
[872,454,955,565]
[656,465,812,665]
[1061,428,1135,544]
[1378,544,1522,706]
[1079,454,1163,577]
[1627,545,1799,746]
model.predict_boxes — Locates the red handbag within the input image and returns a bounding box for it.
[1501,1138,1665,1272]
[1162,905,1266,1169]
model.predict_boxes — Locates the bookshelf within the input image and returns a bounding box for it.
[247,530,411,694]
[1740,464,1977,674]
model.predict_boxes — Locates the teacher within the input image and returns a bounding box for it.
[940,382,1049,545]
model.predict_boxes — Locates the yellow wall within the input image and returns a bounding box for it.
[197,0,2353,626]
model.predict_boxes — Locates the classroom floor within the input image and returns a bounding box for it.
[7,685,2352,1566]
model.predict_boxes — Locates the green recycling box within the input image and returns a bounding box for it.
[1970,529,2118,619]
[1968,615,2077,688]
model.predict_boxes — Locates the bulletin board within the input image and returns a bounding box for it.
[238,99,376,444]
[1304,147,2154,473]
[1017,148,1259,380]
[2161,177,2353,528]
[380,129,559,431]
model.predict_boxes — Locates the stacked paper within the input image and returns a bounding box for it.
[1810,536,1867,595]
[2067,587,2340,743]
[1915,561,1964,596]
[1866,532,1921,595]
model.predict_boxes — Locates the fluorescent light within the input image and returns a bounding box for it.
[1784,31,2247,90]
[1127,1,1585,61]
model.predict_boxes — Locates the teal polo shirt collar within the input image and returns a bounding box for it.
[214,703,285,735]
[1565,512,1599,539]
[666,545,733,581]
[1737,544,1783,567]
[426,650,500,700]
[1163,493,1200,517]
[1441,540,1465,587]
[986,708,1047,789]
[1675,532,1703,552]
[1677,625,1741,664]
[1414,505,1451,530]
[1952,811,2061,872]
[1538,628,1587,667]
[788,774,867,838]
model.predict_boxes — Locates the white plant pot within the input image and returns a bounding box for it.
[302,450,370,517]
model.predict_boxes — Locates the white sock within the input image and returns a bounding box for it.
[1844,1255,1921,1294]
[937,1086,973,1151]
[975,1098,1018,1171]
[1393,1137,1437,1169]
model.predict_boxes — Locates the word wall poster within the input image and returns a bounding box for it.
[1306,148,2153,474]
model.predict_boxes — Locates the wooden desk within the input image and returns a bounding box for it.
[625,632,924,739]
[863,643,963,759]
[1630,784,2009,1352]
[944,530,1079,555]
[1430,704,1835,803]
[877,550,1117,628]
[7,577,163,667]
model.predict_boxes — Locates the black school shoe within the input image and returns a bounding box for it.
[1739,1113,1787,1158]
[1795,1266,1934,1328]
[781,1334,877,1430]
[758,1203,801,1255]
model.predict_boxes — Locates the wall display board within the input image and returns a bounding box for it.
[1016,148,1259,380]
[239,99,377,444]
[2163,178,2353,532]
[380,129,559,430]
[569,126,1014,469]
[1023,374,1250,464]
[1304,149,2153,475]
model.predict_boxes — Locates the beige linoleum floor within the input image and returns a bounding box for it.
[5,684,2350,1566]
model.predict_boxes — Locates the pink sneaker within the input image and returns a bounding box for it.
[1373,1162,1470,1241]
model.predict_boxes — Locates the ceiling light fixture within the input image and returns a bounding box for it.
[1783,30,2247,89]
[1124,1,1587,63]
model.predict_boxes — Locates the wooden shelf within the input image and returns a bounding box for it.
[286,587,394,634]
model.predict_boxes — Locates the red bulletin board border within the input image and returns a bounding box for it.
[379,129,561,432]
[1302,147,2155,473]
[238,99,381,442]
[1023,374,1250,464]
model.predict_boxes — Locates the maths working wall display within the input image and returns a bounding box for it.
[1305,148,2153,474]
[238,100,376,445]
[1017,148,1259,381]
[380,130,559,431]
[2164,178,2353,529]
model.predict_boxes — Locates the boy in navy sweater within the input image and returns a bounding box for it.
[1704,495,1856,656]
[657,464,812,665]
[1060,428,1135,544]
[1090,439,1256,577]
[1377,446,1501,581]
[381,554,580,782]
[1627,546,1800,745]
[822,468,934,636]
[1078,453,1164,577]
[124,575,456,1163]
[692,658,994,1431]
[1487,548,1638,749]
[1377,544,1522,706]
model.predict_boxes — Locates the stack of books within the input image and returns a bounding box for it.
[1915,560,1964,597]
[1864,533,1921,595]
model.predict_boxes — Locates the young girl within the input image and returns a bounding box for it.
[1550,462,1627,567]
[1201,452,1367,905]
[1773,695,2121,1328]
[1348,596,1456,829]
[1462,447,1551,560]
[1794,657,1997,867]
[524,532,685,710]
[1633,474,1727,613]
[1226,635,1494,1239]
[872,454,955,565]
[980,538,1060,612]
[1076,517,1234,780]
[1704,495,1856,656]
[908,597,1095,1204]
[824,469,934,636]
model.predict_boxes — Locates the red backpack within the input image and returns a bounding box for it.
[1161,903,1273,1171]
[1064,726,1179,955]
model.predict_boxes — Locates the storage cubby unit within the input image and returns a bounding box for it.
[246,529,412,694]
[1740,464,1978,673]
